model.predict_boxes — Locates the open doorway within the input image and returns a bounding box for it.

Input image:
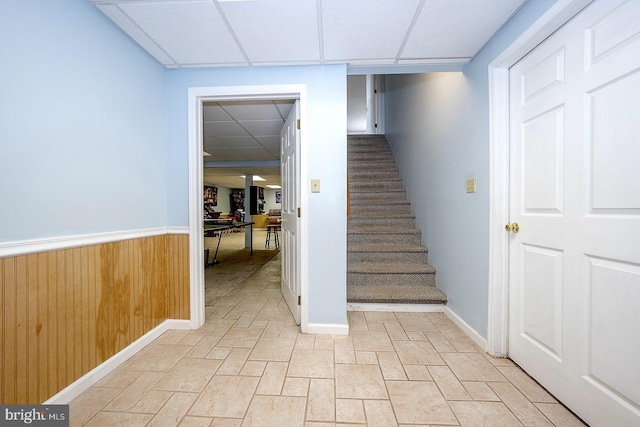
[187,85,307,331]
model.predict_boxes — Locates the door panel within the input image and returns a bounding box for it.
[508,0,640,425]
[281,100,300,325]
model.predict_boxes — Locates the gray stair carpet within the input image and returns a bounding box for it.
[347,134,447,304]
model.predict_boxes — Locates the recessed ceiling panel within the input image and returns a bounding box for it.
[222,101,284,121]
[402,0,525,59]
[203,104,233,122]
[274,100,295,119]
[240,120,285,136]
[216,136,261,148]
[204,121,250,138]
[119,1,246,65]
[219,0,320,62]
[321,0,421,60]
[234,147,278,161]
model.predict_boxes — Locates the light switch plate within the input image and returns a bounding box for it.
[311,179,320,193]
[466,178,476,193]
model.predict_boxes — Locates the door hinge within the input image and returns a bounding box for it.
[297,207,301,217]
[298,295,301,305]
[296,119,300,129]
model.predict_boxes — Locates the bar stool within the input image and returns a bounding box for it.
[265,216,280,248]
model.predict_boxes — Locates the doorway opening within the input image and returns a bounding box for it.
[187,85,308,331]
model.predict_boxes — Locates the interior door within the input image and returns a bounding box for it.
[508,1,640,425]
[281,100,301,324]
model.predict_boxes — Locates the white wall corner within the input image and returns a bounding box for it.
[444,307,488,352]
[43,319,191,404]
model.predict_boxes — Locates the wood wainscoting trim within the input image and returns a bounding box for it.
[0,231,190,404]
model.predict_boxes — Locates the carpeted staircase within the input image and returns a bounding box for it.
[347,134,448,305]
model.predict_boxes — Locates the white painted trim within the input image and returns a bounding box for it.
[43,319,191,404]
[167,226,189,235]
[0,227,182,258]
[487,0,593,357]
[347,303,445,313]
[444,306,488,351]
[187,85,309,334]
[306,323,349,336]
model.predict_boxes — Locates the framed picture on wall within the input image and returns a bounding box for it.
[275,191,281,203]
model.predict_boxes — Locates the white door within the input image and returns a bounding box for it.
[281,100,301,324]
[508,1,640,425]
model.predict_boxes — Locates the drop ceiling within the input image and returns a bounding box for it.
[91,0,527,69]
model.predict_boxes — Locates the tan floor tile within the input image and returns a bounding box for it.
[206,346,233,360]
[69,387,122,426]
[449,401,523,426]
[367,321,387,331]
[376,351,407,380]
[461,382,500,401]
[156,330,193,345]
[154,358,223,392]
[211,417,242,426]
[497,366,556,403]
[248,337,296,361]
[242,395,306,427]
[256,361,289,395]
[403,364,433,381]
[314,338,335,350]
[441,353,505,382]
[104,372,166,411]
[189,375,259,418]
[233,312,258,328]
[534,403,587,426]
[126,344,193,372]
[364,312,398,322]
[384,322,410,340]
[306,378,336,422]
[288,349,334,378]
[216,328,262,348]
[488,382,554,426]
[428,365,472,400]
[393,340,445,365]
[351,330,395,352]
[405,331,428,341]
[386,380,457,425]
[217,348,251,375]
[179,416,215,426]
[86,411,153,426]
[336,399,365,423]
[451,340,481,352]
[187,336,222,358]
[93,368,144,389]
[148,392,199,426]
[129,390,174,413]
[334,339,356,364]
[363,400,398,427]
[295,333,316,349]
[305,423,337,427]
[239,360,267,376]
[355,351,378,364]
[348,316,369,331]
[282,377,309,396]
[191,319,235,337]
[395,314,438,332]
[437,325,473,342]
[335,364,388,399]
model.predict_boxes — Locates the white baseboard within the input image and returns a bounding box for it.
[306,323,349,336]
[444,307,488,351]
[44,319,191,404]
[347,302,445,313]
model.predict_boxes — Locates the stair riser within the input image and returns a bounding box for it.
[350,192,406,202]
[348,148,392,155]
[349,217,415,228]
[348,153,394,161]
[348,251,428,264]
[349,170,399,180]
[348,233,422,245]
[350,181,403,191]
[348,163,397,172]
[347,272,436,288]
[349,204,411,215]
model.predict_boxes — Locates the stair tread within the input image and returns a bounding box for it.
[348,227,421,234]
[348,243,428,253]
[349,213,415,219]
[349,262,436,274]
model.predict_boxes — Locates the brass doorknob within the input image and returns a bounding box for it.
[505,222,520,233]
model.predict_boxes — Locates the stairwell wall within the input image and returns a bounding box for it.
[384,0,558,339]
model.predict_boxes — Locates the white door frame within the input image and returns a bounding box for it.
[486,0,593,356]
[187,84,308,331]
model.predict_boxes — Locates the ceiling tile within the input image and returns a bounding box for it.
[118,1,246,65]
[274,101,295,119]
[219,0,320,63]
[204,121,250,138]
[205,147,248,161]
[216,136,261,148]
[234,147,278,161]
[240,120,285,137]
[321,0,421,61]
[221,101,284,121]
[203,104,233,122]
[402,0,526,59]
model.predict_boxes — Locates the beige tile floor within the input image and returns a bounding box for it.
[69,230,587,426]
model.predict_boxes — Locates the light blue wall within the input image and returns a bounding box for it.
[264,189,282,213]
[0,0,167,242]
[384,0,558,338]
[166,65,348,326]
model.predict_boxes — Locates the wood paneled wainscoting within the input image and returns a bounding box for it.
[0,232,190,404]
